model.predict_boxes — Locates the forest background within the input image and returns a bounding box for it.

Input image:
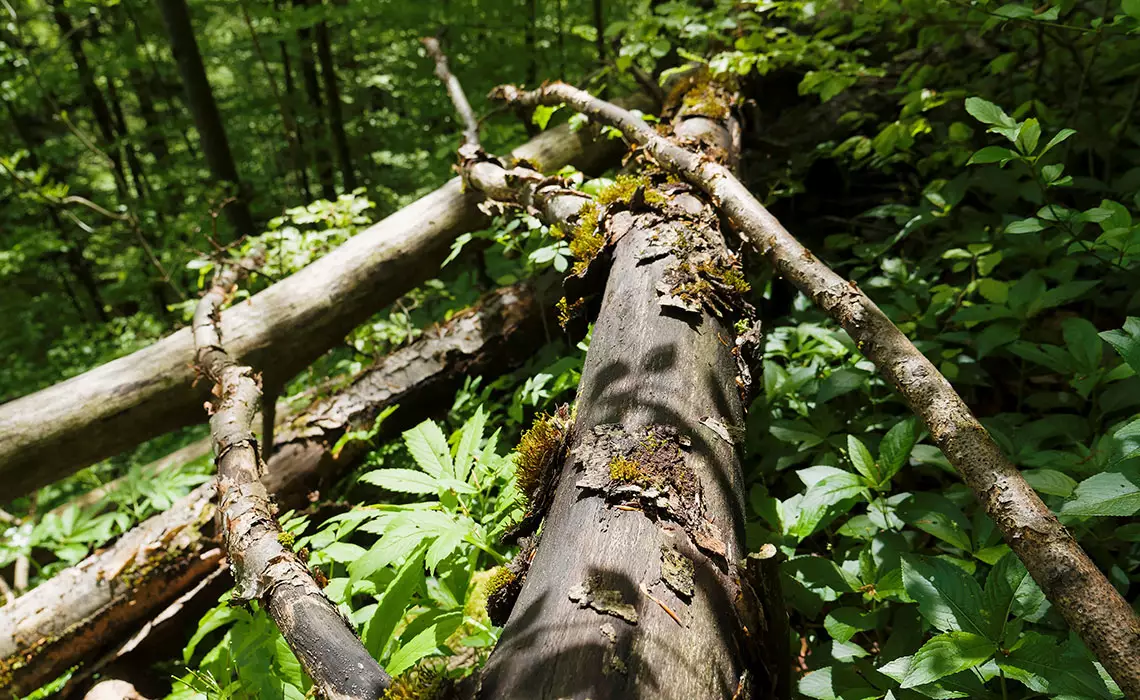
[1,0,1140,698]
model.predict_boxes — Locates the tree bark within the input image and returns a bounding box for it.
[277,16,312,200]
[294,0,336,200]
[0,113,639,499]
[154,0,256,238]
[497,80,1140,699]
[479,84,779,700]
[314,14,356,191]
[0,280,556,695]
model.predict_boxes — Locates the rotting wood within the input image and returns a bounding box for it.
[191,254,392,698]
[422,59,783,697]
[493,80,1140,697]
[0,103,649,500]
[0,281,555,696]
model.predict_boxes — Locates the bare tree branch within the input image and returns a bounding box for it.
[490,80,1140,697]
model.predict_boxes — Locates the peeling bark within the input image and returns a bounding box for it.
[0,281,554,696]
[0,114,642,500]
[470,80,781,699]
[494,81,1140,697]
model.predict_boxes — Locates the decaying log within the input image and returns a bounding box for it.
[192,257,391,698]
[0,108,644,500]
[0,281,555,696]
[460,77,782,697]
[495,81,1140,697]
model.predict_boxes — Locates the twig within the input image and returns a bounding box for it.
[421,37,481,148]
[192,258,390,699]
[490,81,1140,697]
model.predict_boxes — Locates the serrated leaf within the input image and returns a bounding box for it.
[403,420,454,478]
[900,632,994,688]
[1022,468,1077,497]
[902,555,989,637]
[365,546,426,656]
[824,607,877,643]
[360,468,441,494]
[1100,317,1140,374]
[847,435,878,483]
[998,632,1113,698]
[898,493,972,551]
[791,471,867,539]
[1062,463,1140,516]
[385,611,463,676]
[453,406,486,482]
[879,419,916,483]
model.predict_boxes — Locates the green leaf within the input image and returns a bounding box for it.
[791,470,867,539]
[1062,317,1103,373]
[967,146,1015,165]
[1016,118,1040,154]
[1004,217,1045,234]
[1100,317,1140,374]
[902,555,989,637]
[898,493,972,551]
[899,632,994,688]
[1022,468,1077,497]
[453,406,486,483]
[824,607,877,643]
[403,420,454,479]
[365,547,426,656]
[360,469,441,494]
[531,104,562,130]
[1124,0,1140,18]
[998,632,1113,698]
[816,368,869,404]
[964,97,1013,127]
[847,435,878,483]
[1062,463,1140,516]
[984,552,1046,640]
[878,419,916,483]
[385,611,463,676]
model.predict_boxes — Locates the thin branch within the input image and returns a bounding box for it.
[421,37,481,148]
[192,258,390,700]
[490,81,1140,698]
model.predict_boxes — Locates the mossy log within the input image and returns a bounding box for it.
[0,281,555,696]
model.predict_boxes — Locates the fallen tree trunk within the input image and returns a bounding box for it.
[0,109,642,500]
[495,82,1140,698]
[462,76,783,697]
[0,281,555,696]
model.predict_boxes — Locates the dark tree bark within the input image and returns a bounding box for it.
[0,112,641,499]
[105,76,150,199]
[294,0,336,200]
[0,280,557,696]
[154,0,256,238]
[314,13,356,191]
[275,5,313,199]
[592,0,605,62]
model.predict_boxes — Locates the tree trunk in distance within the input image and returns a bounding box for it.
[0,98,646,501]
[294,0,336,199]
[314,15,356,191]
[0,279,557,696]
[154,0,256,238]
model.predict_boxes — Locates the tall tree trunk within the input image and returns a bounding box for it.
[592,0,605,62]
[154,0,256,238]
[275,11,312,199]
[114,3,169,161]
[105,77,150,199]
[294,0,336,200]
[314,14,356,191]
[48,0,131,199]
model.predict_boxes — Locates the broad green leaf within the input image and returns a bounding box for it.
[824,607,877,643]
[365,546,426,657]
[184,605,249,664]
[531,104,561,130]
[1004,218,1045,234]
[964,97,1013,127]
[998,632,1113,699]
[897,493,972,551]
[1062,463,1140,516]
[847,435,878,483]
[900,632,994,688]
[320,542,367,564]
[791,471,866,539]
[403,420,454,478]
[901,555,989,637]
[967,146,1015,165]
[1022,468,1077,497]
[1039,128,1077,155]
[816,368,869,404]
[359,468,440,494]
[1062,317,1103,373]
[1016,118,1040,154]
[984,552,1047,640]
[1100,317,1140,374]
[385,611,463,676]
[878,419,916,483]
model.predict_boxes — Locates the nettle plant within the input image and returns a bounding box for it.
[171,408,523,698]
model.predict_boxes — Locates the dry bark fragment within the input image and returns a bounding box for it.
[493,80,1140,698]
